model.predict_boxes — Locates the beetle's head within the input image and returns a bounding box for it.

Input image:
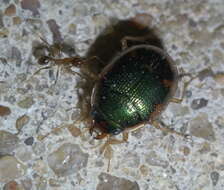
[90,109,123,138]
[90,120,108,139]
[90,119,123,139]
[90,120,122,139]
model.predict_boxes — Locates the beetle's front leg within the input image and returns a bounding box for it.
[99,132,129,172]
[100,132,129,154]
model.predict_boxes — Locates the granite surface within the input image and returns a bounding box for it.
[0,0,224,189]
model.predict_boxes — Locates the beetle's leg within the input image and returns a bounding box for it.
[26,65,53,82]
[37,125,68,141]
[37,120,85,141]
[32,65,53,76]
[100,132,129,154]
[104,145,113,172]
[99,132,128,172]
[42,56,100,80]
[121,35,153,50]
[79,68,99,81]
[39,36,62,57]
[63,65,87,79]
[54,65,60,85]
[94,132,108,140]
[36,110,88,141]
[170,75,198,103]
[152,120,189,138]
[124,123,147,133]
[87,56,105,65]
[94,133,128,172]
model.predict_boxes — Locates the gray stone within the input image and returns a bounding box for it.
[0,10,4,27]
[24,137,34,146]
[215,116,224,129]
[11,46,22,67]
[121,152,140,168]
[16,115,30,133]
[15,145,33,162]
[21,178,32,190]
[17,97,35,109]
[0,156,27,183]
[145,151,169,168]
[21,0,40,16]
[47,19,62,43]
[198,68,214,81]
[189,113,216,141]
[191,98,208,110]
[32,174,47,190]
[47,143,88,176]
[4,95,16,104]
[97,173,140,190]
[210,171,219,186]
[0,130,19,155]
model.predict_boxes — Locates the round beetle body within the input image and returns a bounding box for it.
[91,44,177,137]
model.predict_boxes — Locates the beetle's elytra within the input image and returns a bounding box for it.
[90,44,177,138]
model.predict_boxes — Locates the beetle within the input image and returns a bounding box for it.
[36,35,190,143]
[34,34,194,171]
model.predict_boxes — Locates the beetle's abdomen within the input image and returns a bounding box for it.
[92,46,176,134]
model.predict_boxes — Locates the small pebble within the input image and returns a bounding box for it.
[182,146,190,156]
[13,17,22,25]
[0,130,19,154]
[16,115,30,133]
[67,124,81,137]
[47,143,88,177]
[139,165,149,177]
[0,105,11,116]
[24,137,34,146]
[97,173,140,190]
[210,171,219,186]
[21,0,40,16]
[199,142,211,154]
[3,180,22,190]
[145,151,169,168]
[191,98,208,110]
[213,73,224,85]
[20,178,32,190]
[4,4,16,16]
[0,156,27,183]
[189,113,215,141]
[17,97,35,109]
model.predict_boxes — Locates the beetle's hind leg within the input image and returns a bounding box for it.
[152,120,189,138]
[170,74,198,104]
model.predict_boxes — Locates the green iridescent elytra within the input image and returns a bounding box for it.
[91,45,177,135]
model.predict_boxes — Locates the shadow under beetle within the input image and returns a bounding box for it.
[34,17,193,170]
